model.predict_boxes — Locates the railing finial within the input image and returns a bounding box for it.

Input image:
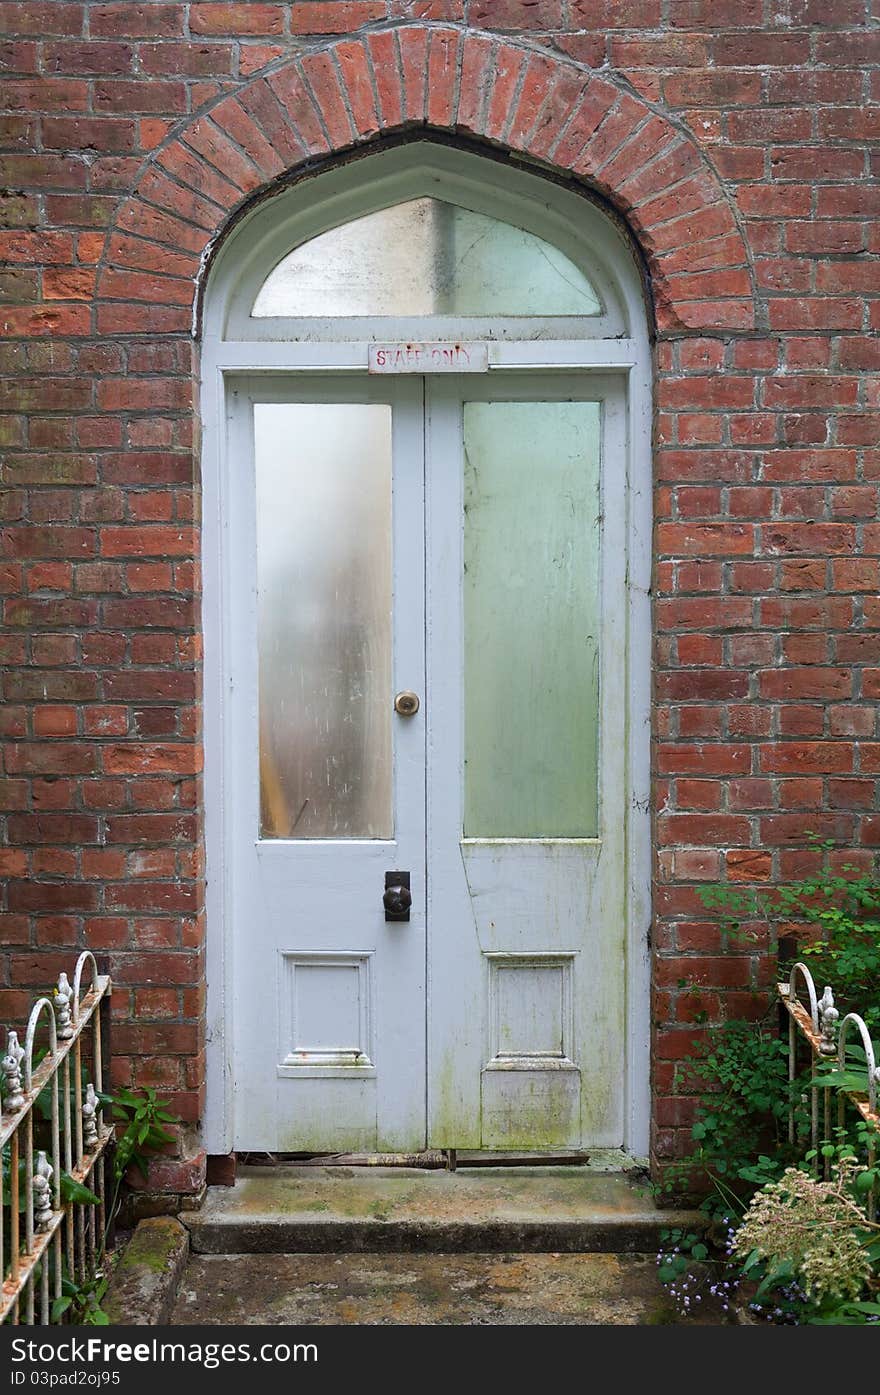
[2,1029,26,1111]
[818,985,839,1057]
[82,1082,99,1150]
[55,971,73,1041]
[33,1152,54,1233]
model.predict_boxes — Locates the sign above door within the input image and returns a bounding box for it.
[369,342,489,374]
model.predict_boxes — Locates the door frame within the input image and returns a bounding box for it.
[200,145,653,1160]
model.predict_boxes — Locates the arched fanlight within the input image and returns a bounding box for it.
[252,197,602,319]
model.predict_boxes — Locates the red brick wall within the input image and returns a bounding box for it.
[1,2,878,1184]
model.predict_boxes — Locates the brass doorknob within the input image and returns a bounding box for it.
[394,691,420,716]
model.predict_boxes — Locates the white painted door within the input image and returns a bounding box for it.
[426,376,628,1150]
[226,372,628,1152]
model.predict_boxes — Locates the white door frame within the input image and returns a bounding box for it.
[199,142,653,1160]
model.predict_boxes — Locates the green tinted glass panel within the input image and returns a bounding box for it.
[463,401,601,838]
[253,198,601,318]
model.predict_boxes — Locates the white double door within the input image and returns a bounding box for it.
[225,372,629,1153]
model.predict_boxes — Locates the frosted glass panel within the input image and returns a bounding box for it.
[255,403,392,839]
[253,198,601,318]
[463,402,601,838]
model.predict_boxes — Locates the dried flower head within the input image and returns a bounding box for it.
[733,1157,875,1305]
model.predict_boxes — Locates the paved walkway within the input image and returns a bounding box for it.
[172,1251,722,1325]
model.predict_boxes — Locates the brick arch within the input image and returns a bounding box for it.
[98,25,755,336]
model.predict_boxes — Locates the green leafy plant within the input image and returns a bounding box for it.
[111,1086,178,1185]
[699,859,880,1031]
[99,1085,179,1260]
[51,1272,110,1326]
[659,1014,810,1219]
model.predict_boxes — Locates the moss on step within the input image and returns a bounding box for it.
[103,1217,189,1325]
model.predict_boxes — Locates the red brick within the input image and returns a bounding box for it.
[44,41,133,76]
[675,780,722,811]
[337,37,380,139]
[657,523,754,557]
[664,70,762,108]
[290,1,385,31]
[397,25,429,125]
[762,524,856,556]
[139,43,233,78]
[657,744,751,775]
[657,814,752,846]
[758,668,852,701]
[366,29,403,130]
[189,4,284,34]
[0,4,85,36]
[759,743,853,775]
[90,6,185,38]
[760,814,855,845]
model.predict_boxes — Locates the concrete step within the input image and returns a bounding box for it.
[182,1164,703,1255]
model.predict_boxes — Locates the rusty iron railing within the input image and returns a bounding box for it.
[1,952,112,1324]
[779,962,879,1222]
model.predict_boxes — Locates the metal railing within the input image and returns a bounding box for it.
[779,962,879,1222]
[1,952,112,1325]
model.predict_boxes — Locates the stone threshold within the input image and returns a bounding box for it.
[182,1163,703,1255]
